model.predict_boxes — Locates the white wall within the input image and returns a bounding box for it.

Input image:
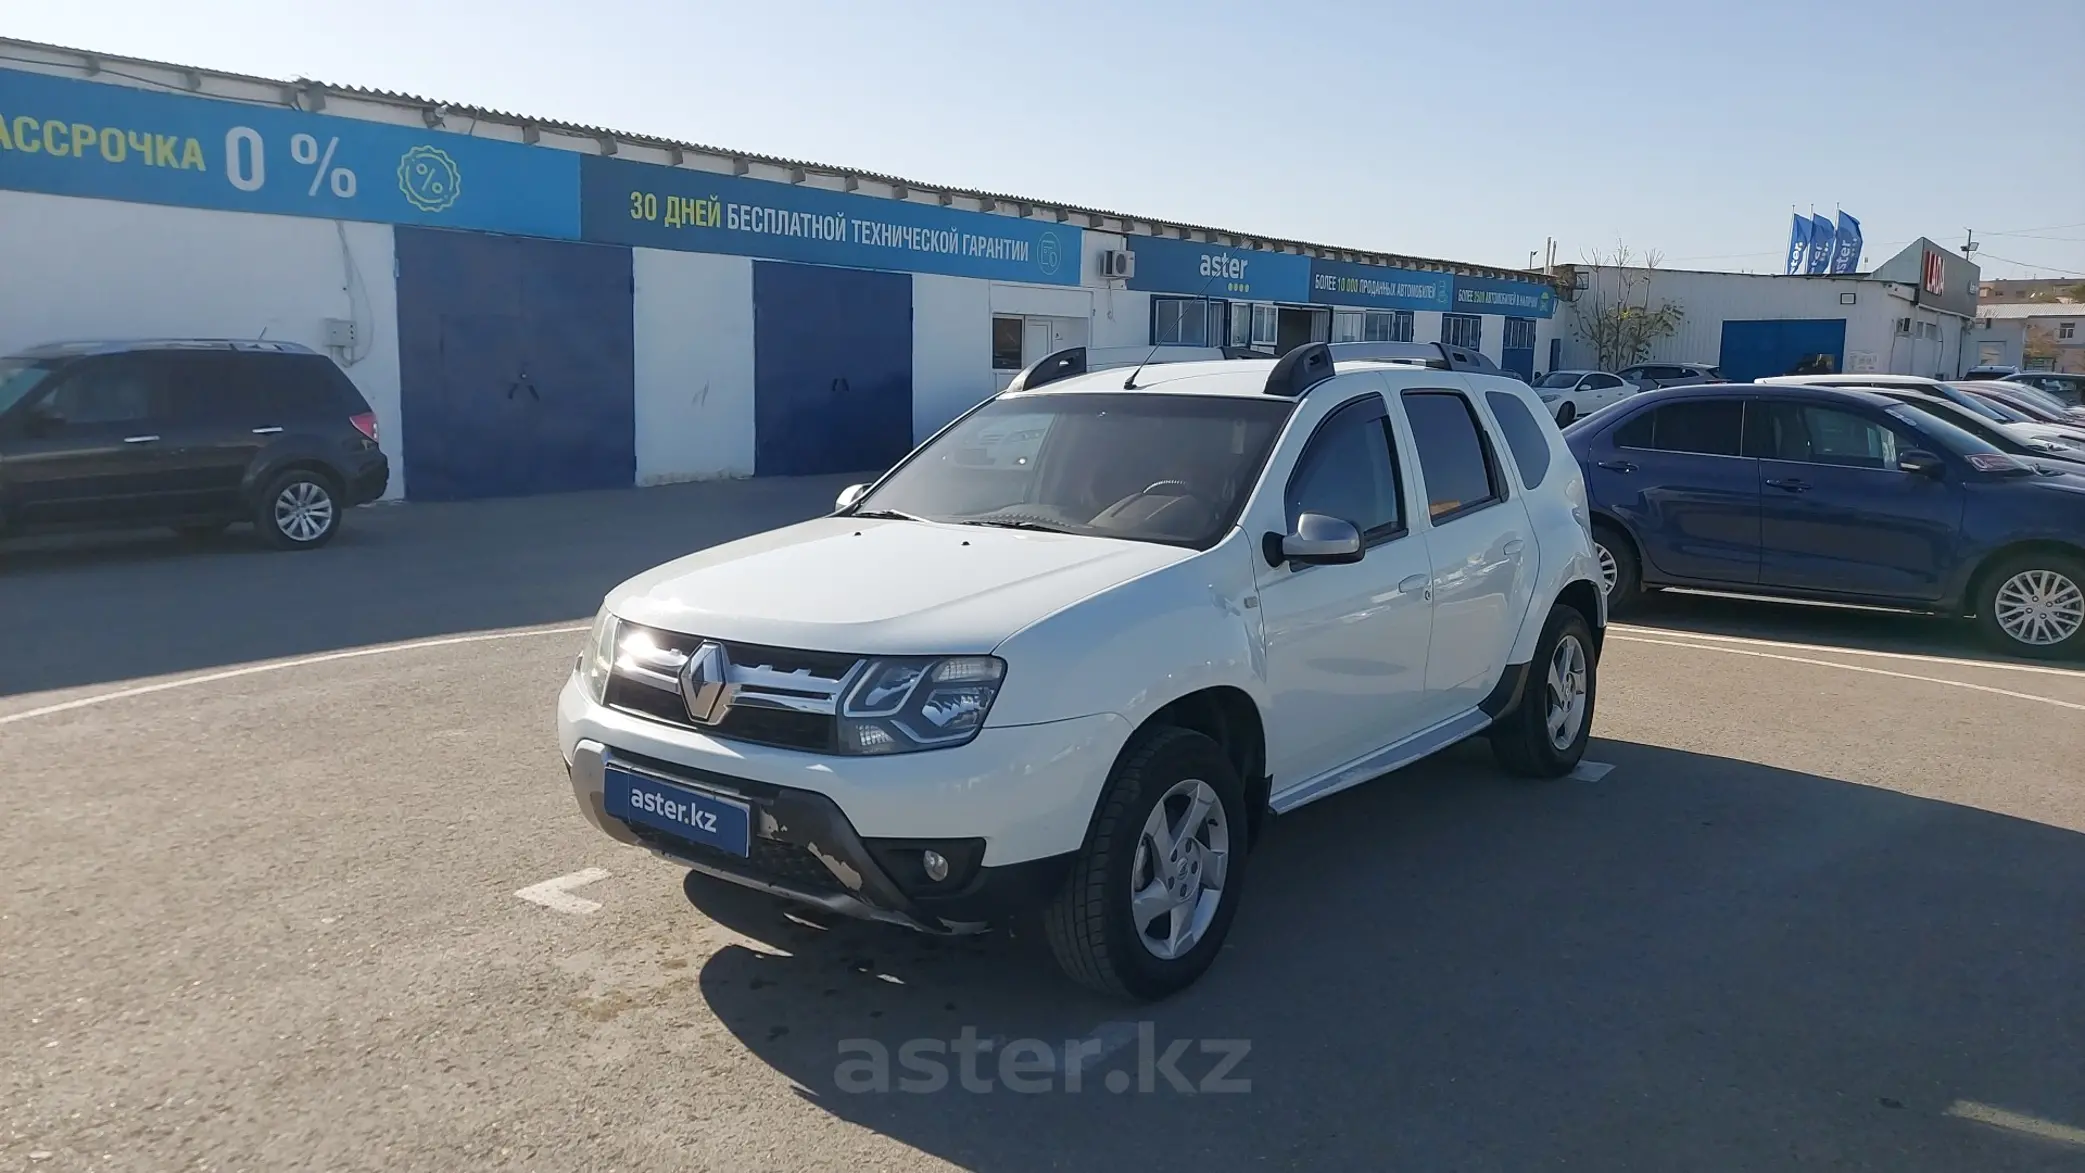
[631,249,756,483]
[1560,267,1872,373]
[912,274,993,442]
[0,191,403,496]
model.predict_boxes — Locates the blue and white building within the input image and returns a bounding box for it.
[0,38,1565,502]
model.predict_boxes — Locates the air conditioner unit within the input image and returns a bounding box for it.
[1101,249,1136,280]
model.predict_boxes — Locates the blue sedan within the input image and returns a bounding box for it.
[1565,383,2085,658]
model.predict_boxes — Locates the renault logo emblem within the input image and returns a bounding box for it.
[679,641,734,726]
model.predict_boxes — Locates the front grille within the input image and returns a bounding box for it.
[632,825,848,896]
[605,623,859,752]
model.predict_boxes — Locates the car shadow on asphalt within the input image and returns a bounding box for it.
[0,474,859,697]
[1614,589,2071,668]
[687,738,2085,1172]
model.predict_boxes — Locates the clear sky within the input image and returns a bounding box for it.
[7,0,2082,279]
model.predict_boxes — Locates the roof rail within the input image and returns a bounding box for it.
[1263,343,1335,397]
[1006,347,1087,392]
[1326,341,1502,374]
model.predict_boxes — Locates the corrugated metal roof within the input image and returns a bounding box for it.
[0,35,1551,285]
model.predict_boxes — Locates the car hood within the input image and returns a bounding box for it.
[604,517,1199,654]
[2003,421,2085,449]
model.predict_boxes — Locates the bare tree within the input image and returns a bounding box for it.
[1569,242,1686,371]
[2024,322,2061,365]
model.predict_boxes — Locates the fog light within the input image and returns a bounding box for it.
[921,849,950,883]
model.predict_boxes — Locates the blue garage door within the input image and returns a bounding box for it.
[1717,318,1848,383]
[753,261,913,477]
[396,228,635,501]
[1501,317,1537,381]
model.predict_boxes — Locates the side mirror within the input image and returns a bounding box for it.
[834,483,869,511]
[1897,450,1945,479]
[1272,512,1364,567]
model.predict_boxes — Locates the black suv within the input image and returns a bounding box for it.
[0,340,388,550]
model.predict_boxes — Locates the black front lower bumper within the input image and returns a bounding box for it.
[567,740,1072,933]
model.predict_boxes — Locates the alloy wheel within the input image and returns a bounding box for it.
[274,480,335,544]
[1595,543,1619,595]
[1993,569,2084,647]
[1546,634,1590,751]
[1129,778,1230,961]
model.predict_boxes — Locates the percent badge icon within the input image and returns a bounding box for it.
[397,145,462,213]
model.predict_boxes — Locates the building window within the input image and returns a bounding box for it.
[1502,317,1537,351]
[1366,310,1414,342]
[1152,297,1225,347]
[991,316,1025,370]
[1332,310,1365,344]
[1441,313,1483,351]
[2062,322,2077,341]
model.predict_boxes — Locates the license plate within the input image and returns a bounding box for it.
[603,767,752,857]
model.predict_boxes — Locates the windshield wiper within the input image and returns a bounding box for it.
[850,508,931,522]
[956,518,1076,534]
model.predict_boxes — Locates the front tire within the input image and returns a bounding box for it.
[1555,401,1577,426]
[257,469,341,550]
[1975,552,2085,659]
[1043,727,1247,1001]
[1491,604,1598,778]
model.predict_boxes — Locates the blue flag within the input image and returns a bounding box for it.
[1785,213,1811,275]
[1832,212,1863,274]
[1806,214,1836,274]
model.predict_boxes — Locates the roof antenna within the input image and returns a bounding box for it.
[1124,240,1234,389]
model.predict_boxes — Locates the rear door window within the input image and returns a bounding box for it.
[1401,390,1504,523]
[1616,400,1746,456]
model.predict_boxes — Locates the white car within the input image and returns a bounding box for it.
[1533,370,1636,425]
[558,344,1607,999]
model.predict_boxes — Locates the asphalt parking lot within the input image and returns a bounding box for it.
[4,479,2083,1172]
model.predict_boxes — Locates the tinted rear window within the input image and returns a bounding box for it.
[1615,400,1745,456]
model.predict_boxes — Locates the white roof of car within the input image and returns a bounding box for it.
[1003,359,1529,401]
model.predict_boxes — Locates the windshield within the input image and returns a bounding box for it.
[0,358,54,415]
[855,392,1293,548]
[1534,372,1582,388]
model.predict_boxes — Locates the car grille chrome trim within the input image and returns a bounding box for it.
[606,622,863,750]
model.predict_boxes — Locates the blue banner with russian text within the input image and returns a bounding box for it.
[1310,259,1452,312]
[0,66,579,238]
[579,157,1080,285]
[1450,274,1557,319]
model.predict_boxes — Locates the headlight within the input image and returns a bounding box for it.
[1538,392,1559,403]
[576,605,619,704]
[836,655,1006,754]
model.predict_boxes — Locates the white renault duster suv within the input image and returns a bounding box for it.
[558,342,1606,1000]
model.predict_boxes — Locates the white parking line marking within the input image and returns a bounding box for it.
[515,868,611,915]
[1569,760,1615,782]
[1610,624,2085,678]
[1945,1100,2085,1147]
[1609,633,2085,712]
[0,622,591,727]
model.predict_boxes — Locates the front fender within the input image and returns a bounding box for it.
[985,533,1269,731]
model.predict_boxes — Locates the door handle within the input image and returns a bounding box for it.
[1503,538,1525,556]
[1596,460,1637,473]
[122,434,160,444]
[251,426,283,435]
[1397,574,1429,594]
[1765,477,1811,493]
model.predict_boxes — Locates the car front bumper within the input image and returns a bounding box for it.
[557,676,1128,931]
